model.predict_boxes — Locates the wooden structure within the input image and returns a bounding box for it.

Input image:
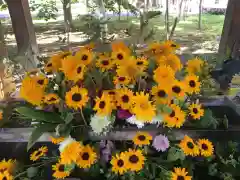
[5,0,39,69]
[219,0,240,58]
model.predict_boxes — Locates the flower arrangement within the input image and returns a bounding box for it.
[5,40,222,179]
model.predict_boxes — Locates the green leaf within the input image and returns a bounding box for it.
[27,167,38,178]
[64,113,73,124]
[167,147,185,162]
[15,106,64,123]
[162,105,172,114]
[56,123,72,137]
[28,123,57,151]
[65,163,75,171]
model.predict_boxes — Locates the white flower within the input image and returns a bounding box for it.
[58,136,75,152]
[151,115,163,125]
[126,115,145,128]
[90,114,114,134]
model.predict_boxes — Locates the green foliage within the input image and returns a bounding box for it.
[27,167,38,178]
[167,146,185,162]
[30,0,58,21]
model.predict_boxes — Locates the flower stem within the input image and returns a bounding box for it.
[80,108,87,126]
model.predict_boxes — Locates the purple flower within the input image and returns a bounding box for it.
[152,134,169,152]
[101,148,112,162]
[117,109,132,119]
[99,140,115,162]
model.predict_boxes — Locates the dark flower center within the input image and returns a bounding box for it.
[202,144,208,150]
[172,86,181,93]
[37,79,44,85]
[77,66,82,74]
[117,159,124,167]
[2,177,7,180]
[117,53,123,60]
[192,108,198,114]
[177,176,185,180]
[171,44,177,47]
[152,49,156,53]
[82,55,88,61]
[157,90,166,97]
[138,135,146,141]
[118,77,125,81]
[137,61,144,65]
[47,63,52,67]
[187,142,194,149]
[122,95,129,103]
[129,155,139,163]
[0,168,7,173]
[108,91,115,95]
[169,110,175,117]
[61,52,71,58]
[35,150,42,157]
[189,80,196,87]
[72,93,82,102]
[99,101,106,109]
[58,164,65,172]
[49,97,56,101]
[82,152,90,160]
[102,60,109,65]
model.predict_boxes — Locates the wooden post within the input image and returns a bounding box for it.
[5,0,39,70]
[218,0,240,58]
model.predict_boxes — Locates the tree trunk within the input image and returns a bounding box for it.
[198,0,203,30]
[62,0,73,30]
[118,0,121,21]
[165,0,170,40]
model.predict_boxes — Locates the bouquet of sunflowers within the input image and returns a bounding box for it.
[3,41,219,179]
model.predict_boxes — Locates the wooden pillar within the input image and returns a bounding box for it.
[218,0,240,58]
[5,0,39,70]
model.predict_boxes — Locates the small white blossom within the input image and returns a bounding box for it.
[126,115,145,128]
[90,114,114,134]
[58,136,75,152]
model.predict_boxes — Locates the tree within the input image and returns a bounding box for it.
[198,0,203,30]
[165,0,170,39]
[62,0,74,29]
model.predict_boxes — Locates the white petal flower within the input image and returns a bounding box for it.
[59,136,75,152]
[126,115,145,128]
[90,114,114,134]
[151,115,163,125]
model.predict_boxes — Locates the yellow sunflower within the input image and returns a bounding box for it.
[179,135,199,157]
[94,93,113,116]
[110,153,128,175]
[116,88,134,110]
[76,145,97,169]
[0,159,16,173]
[103,90,118,109]
[157,54,182,72]
[183,75,201,94]
[47,51,71,72]
[96,56,114,72]
[30,146,48,161]
[43,93,60,105]
[132,92,156,122]
[50,136,65,144]
[132,132,152,147]
[151,85,172,104]
[147,42,172,57]
[111,41,131,55]
[188,103,204,120]
[0,112,3,121]
[31,74,48,88]
[170,80,185,99]
[186,58,204,74]
[136,56,149,71]
[65,86,89,110]
[0,171,13,180]
[153,65,175,84]
[80,42,95,51]
[44,61,54,73]
[165,40,180,51]
[52,162,70,179]
[75,49,94,66]
[171,167,192,180]
[197,139,214,157]
[112,49,129,65]
[163,104,186,128]
[116,56,143,80]
[125,149,145,172]
[113,76,131,86]
[60,141,83,164]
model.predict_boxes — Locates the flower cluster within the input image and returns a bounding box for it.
[0,159,16,180]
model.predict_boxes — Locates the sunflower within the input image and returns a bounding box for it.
[163,104,186,128]
[171,167,192,180]
[111,41,131,55]
[20,77,45,106]
[31,74,48,88]
[30,146,48,161]
[157,54,182,72]
[179,135,199,156]
[147,42,172,57]
[170,80,185,99]
[43,93,60,104]
[165,40,180,51]
[76,145,97,169]
[47,51,71,72]
[103,90,118,109]
[44,61,54,73]
[0,171,13,180]
[116,56,143,80]
[153,65,175,84]
[65,86,89,110]
[60,141,83,164]
[113,76,131,86]
[0,159,16,173]
[125,149,145,172]
[197,139,214,157]
[151,85,171,104]
[133,132,152,147]
[50,136,65,144]
[132,92,156,122]
[183,75,201,94]
[186,58,204,74]
[81,42,95,51]
[75,49,94,66]
[96,56,114,72]
[110,153,128,175]
[112,49,129,65]
[188,103,204,120]
[136,56,149,71]
[52,162,70,179]
[94,93,113,116]
[116,88,134,110]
